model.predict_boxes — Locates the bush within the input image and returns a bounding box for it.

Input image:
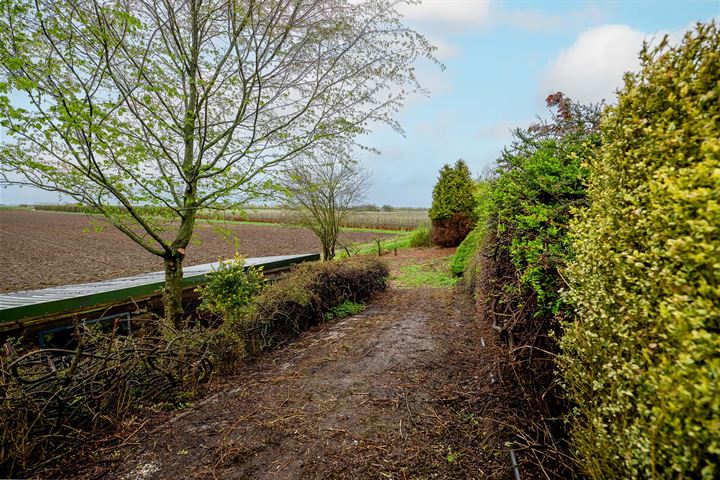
[451,180,493,276]
[1,328,213,477]
[409,223,431,247]
[197,254,265,316]
[466,92,601,475]
[560,23,720,479]
[429,160,476,246]
[221,256,388,356]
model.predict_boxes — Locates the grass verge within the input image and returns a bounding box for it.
[392,255,458,288]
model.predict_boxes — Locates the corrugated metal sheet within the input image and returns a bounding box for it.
[0,253,319,324]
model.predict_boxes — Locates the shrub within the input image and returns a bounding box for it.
[467,92,601,475]
[451,180,493,276]
[197,254,265,316]
[221,256,388,356]
[1,328,213,477]
[409,223,431,247]
[560,23,720,479]
[429,159,476,246]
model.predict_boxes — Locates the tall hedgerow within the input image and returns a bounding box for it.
[462,94,601,475]
[429,159,476,246]
[451,180,492,276]
[560,23,720,479]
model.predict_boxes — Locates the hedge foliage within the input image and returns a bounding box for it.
[559,23,720,479]
[196,254,265,316]
[221,256,388,356]
[1,329,213,477]
[469,102,601,471]
[451,180,492,276]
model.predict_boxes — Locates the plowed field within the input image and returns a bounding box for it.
[0,209,397,293]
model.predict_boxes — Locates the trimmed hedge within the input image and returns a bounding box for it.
[451,180,492,276]
[560,24,720,479]
[222,256,389,356]
[461,93,601,476]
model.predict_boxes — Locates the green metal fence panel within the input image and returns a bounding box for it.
[0,253,319,325]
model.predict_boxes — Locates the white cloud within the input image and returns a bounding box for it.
[428,36,460,59]
[541,25,647,104]
[397,0,492,29]
[503,4,604,33]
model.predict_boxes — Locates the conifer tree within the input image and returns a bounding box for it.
[429,159,476,246]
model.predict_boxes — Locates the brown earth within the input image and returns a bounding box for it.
[0,209,396,293]
[73,249,522,480]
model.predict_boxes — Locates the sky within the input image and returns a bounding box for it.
[357,0,719,207]
[1,0,718,207]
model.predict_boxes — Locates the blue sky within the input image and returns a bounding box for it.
[1,0,718,207]
[358,0,719,207]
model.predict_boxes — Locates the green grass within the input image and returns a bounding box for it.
[323,300,366,321]
[393,256,458,288]
[200,217,408,235]
[339,233,413,257]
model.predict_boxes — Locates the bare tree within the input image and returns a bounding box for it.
[0,0,435,328]
[280,148,369,260]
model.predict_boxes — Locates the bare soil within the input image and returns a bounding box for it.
[0,209,396,293]
[75,249,521,480]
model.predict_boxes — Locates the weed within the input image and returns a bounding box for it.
[408,224,431,247]
[323,300,366,321]
[446,448,461,463]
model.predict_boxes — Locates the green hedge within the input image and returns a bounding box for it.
[451,180,493,276]
[221,256,389,356]
[560,23,720,479]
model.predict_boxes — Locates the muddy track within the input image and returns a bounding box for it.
[81,251,516,479]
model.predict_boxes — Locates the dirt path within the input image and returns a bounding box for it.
[95,250,513,479]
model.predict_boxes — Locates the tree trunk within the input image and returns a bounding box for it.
[163,255,185,330]
[323,243,335,261]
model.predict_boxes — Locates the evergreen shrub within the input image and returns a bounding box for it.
[560,23,720,479]
[429,160,476,246]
